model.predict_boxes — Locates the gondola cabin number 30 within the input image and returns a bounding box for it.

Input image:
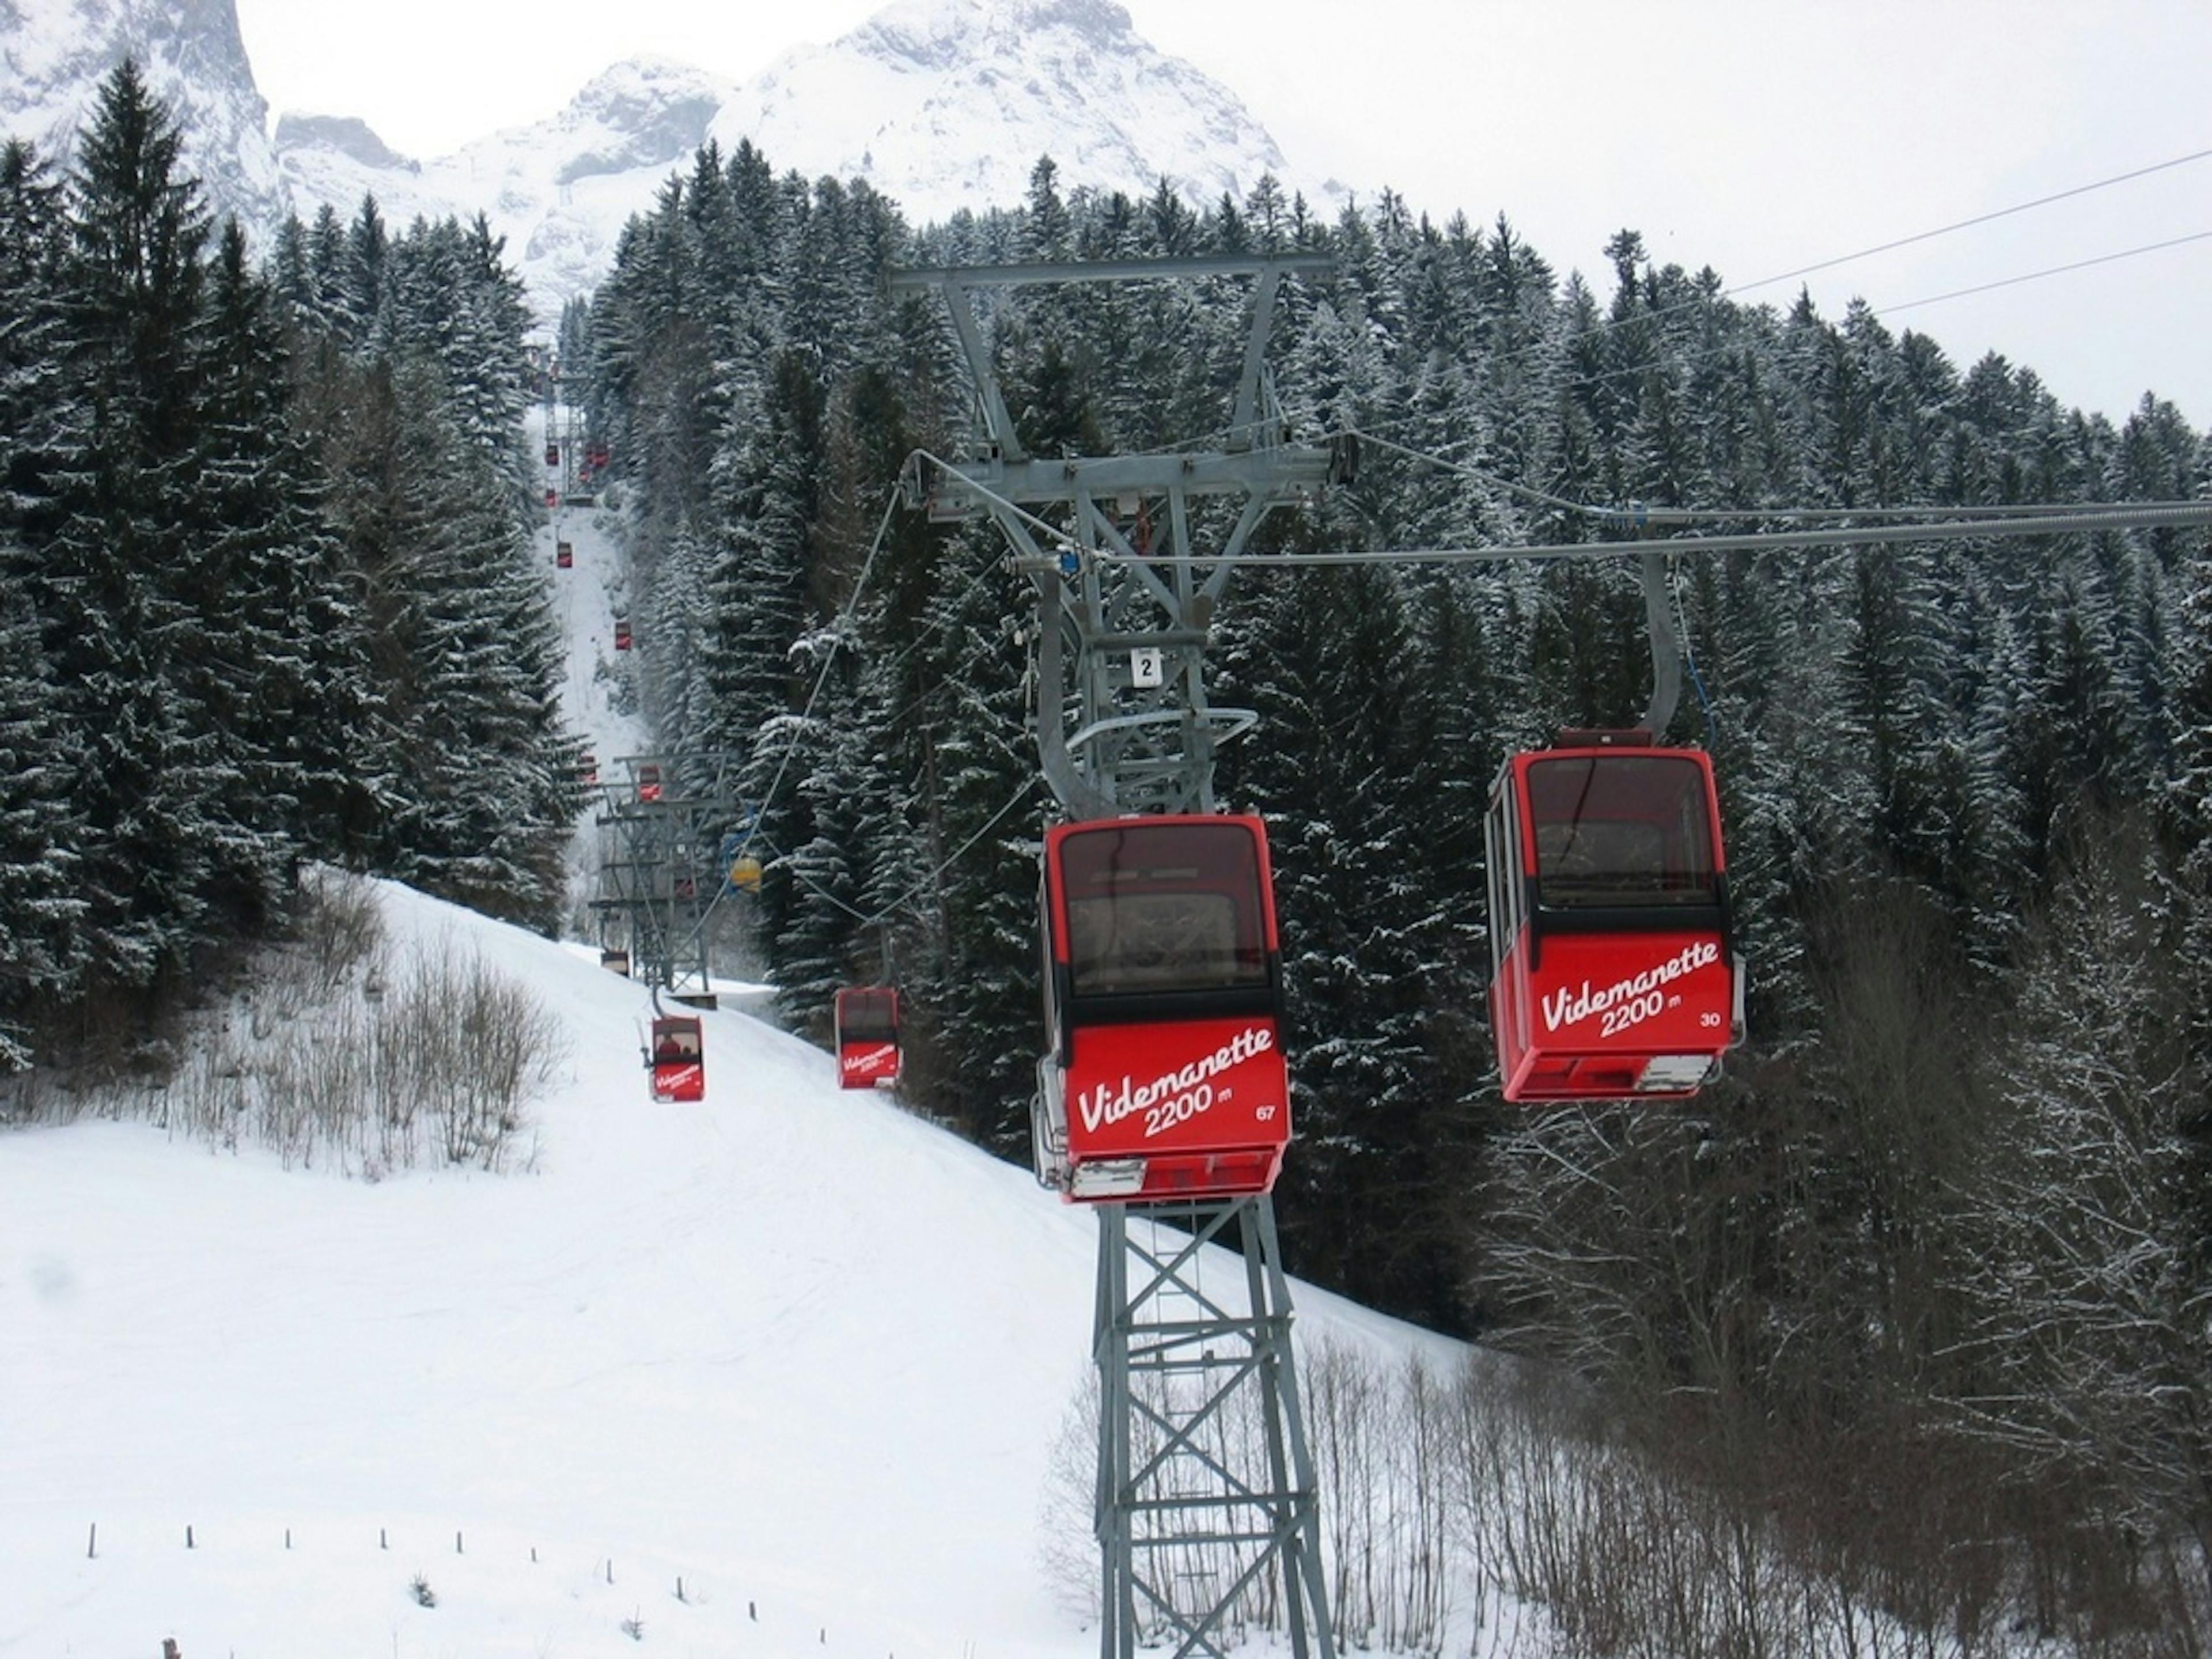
[1484,738,1744,1102]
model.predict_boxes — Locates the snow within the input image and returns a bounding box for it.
[270,4,1332,335]
[708,0,1314,226]
[1,870,1463,1653]
[0,409,1465,1656]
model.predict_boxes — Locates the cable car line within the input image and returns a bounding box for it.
[653,487,1041,969]
[1344,427,2212,528]
[1084,500,2212,569]
[1729,145,2212,297]
[1872,228,2212,315]
[729,491,902,869]
[909,440,2212,573]
[630,494,899,982]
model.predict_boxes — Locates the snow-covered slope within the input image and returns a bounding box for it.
[0,397,1467,1650]
[0,0,287,233]
[0,875,1463,1653]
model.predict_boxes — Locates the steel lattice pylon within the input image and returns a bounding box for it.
[588,751,753,999]
[892,256,1342,1659]
[1096,1200,1334,1658]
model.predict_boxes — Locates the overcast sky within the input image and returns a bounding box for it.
[229,0,2211,430]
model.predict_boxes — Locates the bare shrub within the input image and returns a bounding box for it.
[379,938,565,1171]
[85,889,561,1177]
[1305,1337,1453,1652]
[1037,1383,1103,1622]
[289,866,385,999]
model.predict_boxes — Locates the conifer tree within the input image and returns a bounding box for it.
[0,583,86,1066]
[194,220,381,863]
[31,58,233,980]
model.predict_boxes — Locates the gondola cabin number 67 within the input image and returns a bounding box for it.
[1033,815,1291,1203]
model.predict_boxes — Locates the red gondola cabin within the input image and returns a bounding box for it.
[1033,814,1291,1203]
[635,763,661,803]
[1483,736,1743,1101]
[834,987,902,1089]
[545,441,560,467]
[556,540,573,569]
[613,619,631,652]
[649,1014,704,1102]
[545,488,559,509]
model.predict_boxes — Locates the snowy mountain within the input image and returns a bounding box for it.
[706,0,1327,224]
[275,55,747,329]
[274,0,1329,325]
[0,0,1327,332]
[0,0,287,233]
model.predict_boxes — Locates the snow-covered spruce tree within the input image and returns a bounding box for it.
[29,59,259,982]
[362,355,581,929]
[763,621,870,1028]
[190,220,381,869]
[1215,556,1471,1325]
[0,584,87,1068]
[906,531,1040,1157]
[705,347,819,785]
[0,143,89,1059]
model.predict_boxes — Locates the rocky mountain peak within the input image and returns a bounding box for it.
[2,0,1329,332]
[0,0,284,232]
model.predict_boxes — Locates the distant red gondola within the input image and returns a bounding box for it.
[635,762,661,802]
[545,488,559,509]
[545,441,560,467]
[613,619,631,652]
[1483,734,1742,1101]
[556,540,573,569]
[1032,813,1290,1203]
[648,1014,704,1102]
[834,987,902,1089]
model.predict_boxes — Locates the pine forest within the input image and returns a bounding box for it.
[5,66,2212,1650]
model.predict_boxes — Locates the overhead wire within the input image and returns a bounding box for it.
[658,493,903,962]
[1090,500,2212,567]
[1345,427,2210,529]
[680,472,1055,944]
[1728,146,2212,296]
[1872,229,2212,316]
[1306,142,2212,445]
